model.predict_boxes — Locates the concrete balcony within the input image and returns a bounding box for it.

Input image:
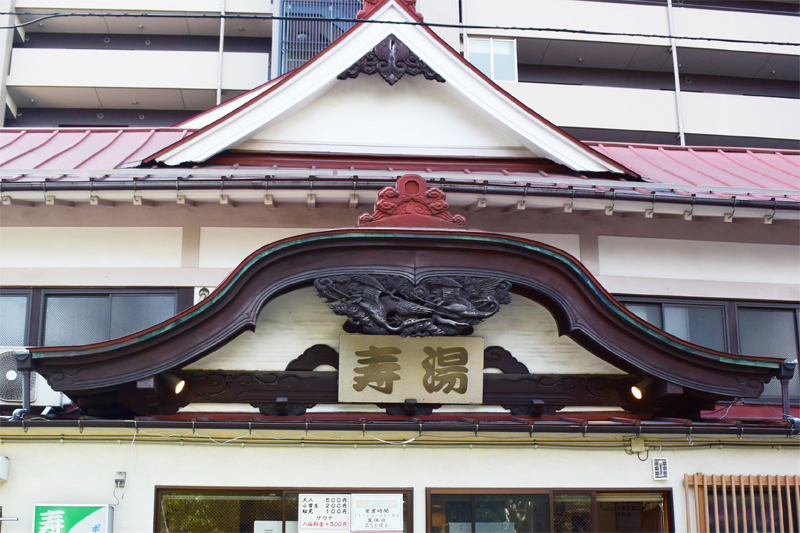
[15,0,273,37]
[497,81,800,142]
[463,0,800,56]
[7,48,270,110]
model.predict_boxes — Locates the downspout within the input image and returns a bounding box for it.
[459,0,467,56]
[7,348,31,420]
[667,0,686,146]
[216,0,226,105]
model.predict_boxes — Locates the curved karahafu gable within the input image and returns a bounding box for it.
[24,229,781,403]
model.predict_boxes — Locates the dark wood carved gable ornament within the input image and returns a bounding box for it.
[338,34,446,86]
[18,214,787,417]
[315,274,511,336]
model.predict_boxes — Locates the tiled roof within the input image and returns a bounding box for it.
[588,142,800,195]
[0,128,191,171]
[0,129,797,203]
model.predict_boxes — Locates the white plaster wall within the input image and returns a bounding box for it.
[505,233,581,260]
[0,438,796,533]
[245,74,530,157]
[598,237,800,285]
[0,227,183,268]
[187,288,621,375]
[185,288,343,370]
[198,227,326,269]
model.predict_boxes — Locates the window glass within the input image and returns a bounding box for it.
[431,494,550,533]
[159,491,410,533]
[468,38,492,78]
[44,295,111,346]
[44,293,178,346]
[739,307,799,398]
[625,303,662,328]
[492,40,517,81]
[110,294,177,338]
[663,305,725,352]
[553,493,592,533]
[0,294,28,346]
[160,492,283,533]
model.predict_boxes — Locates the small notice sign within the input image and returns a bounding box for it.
[298,494,350,532]
[351,494,403,533]
[338,335,484,404]
[653,457,669,480]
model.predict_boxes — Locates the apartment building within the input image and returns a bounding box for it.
[2,0,798,147]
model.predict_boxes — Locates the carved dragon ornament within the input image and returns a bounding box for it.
[315,274,512,337]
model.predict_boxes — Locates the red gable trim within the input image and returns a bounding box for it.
[142,0,634,176]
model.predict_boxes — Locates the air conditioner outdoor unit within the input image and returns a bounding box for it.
[0,349,70,408]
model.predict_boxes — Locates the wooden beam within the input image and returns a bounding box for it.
[264,194,275,208]
[307,193,316,209]
[467,197,487,212]
[45,195,74,207]
[90,196,115,207]
[348,193,359,209]
[2,196,33,207]
[133,196,155,207]
[219,195,236,207]
[177,195,196,207]
[505,200,525,213]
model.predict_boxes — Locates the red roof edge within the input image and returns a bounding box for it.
[142,0,636,178]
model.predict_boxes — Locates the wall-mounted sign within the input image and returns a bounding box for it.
[33,504,112,533]
[298,494,350,532]
[338,335,484,404]
[652,457,669,480]
[351,494,403,533]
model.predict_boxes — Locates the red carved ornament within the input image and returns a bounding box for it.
[358,174,466,228]
[358,0,423,20]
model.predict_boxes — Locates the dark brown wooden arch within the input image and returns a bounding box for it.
[24,229,781,402]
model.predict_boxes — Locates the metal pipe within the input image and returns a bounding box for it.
[0,418,796,437]
[10,370,30,420]
[1,179,797,211]
[216,0,226,105]
[667,0,686,146]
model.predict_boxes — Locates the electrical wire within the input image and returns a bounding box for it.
[0,11,798,47]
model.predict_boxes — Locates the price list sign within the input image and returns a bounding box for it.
[351,494,403,533]
[298,494,350,532]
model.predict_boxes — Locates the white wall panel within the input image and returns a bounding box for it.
[498,81,680,134]
[464,0,799,55]
[188,288,622,375]
[0,226,182,268]
[504,233,581,260]
[598,236,800,285]
[0,439,796,533]
[198,227,325,268]
[497,81,800,140]
[245,74,530,157]
[185,288,343,371]
[8,49,269,91]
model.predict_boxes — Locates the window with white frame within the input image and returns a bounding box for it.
[468,37,518,82]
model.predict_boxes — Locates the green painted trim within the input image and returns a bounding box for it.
[30,230,780,369]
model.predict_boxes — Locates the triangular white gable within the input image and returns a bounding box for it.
[159,1,626,173]
[242,74,529,158]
